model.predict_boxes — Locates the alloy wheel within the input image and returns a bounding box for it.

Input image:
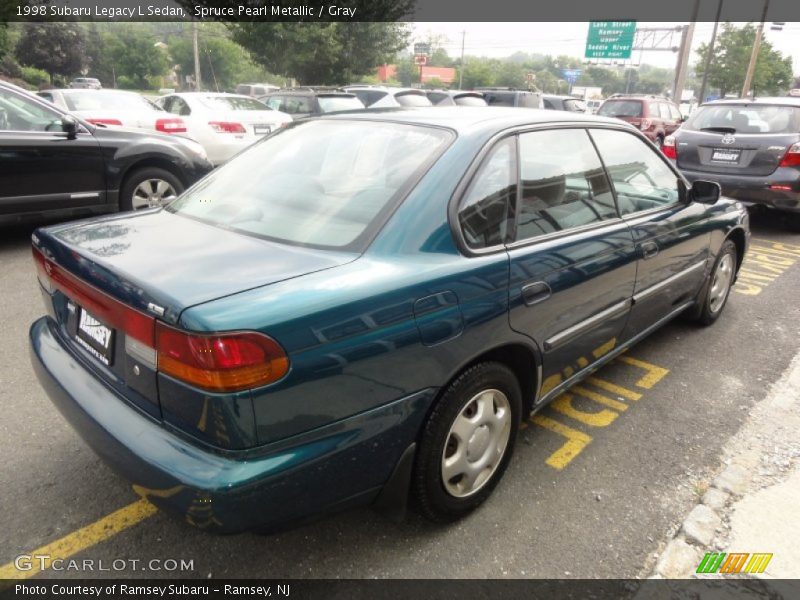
[131,179,178,210]
[709,253,734,313]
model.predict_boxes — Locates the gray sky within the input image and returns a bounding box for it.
[411,22,800,76]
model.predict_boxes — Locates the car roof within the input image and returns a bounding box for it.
[543,94,581,100]
[40,88,135,94]
[319,106,627,133]
[702,96,800,107]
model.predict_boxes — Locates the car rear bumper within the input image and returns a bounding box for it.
[30,316,433,533]
[678,166,800,213]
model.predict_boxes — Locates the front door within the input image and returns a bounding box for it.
[589,128,711,339]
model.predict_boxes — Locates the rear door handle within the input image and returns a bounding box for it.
[640,241,659,260]
[521,281,551,306]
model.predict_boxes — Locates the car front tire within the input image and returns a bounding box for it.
[693,240,737,326]
[411,362,521,522]
[120,167,184,212]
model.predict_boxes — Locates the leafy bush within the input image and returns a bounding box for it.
[21,66,50,88]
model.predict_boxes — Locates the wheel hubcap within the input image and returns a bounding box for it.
[709,253,734,313]
[441,389,512,498]
[131,179,177,210]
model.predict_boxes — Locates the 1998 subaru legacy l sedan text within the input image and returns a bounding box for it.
[29,108,749,533]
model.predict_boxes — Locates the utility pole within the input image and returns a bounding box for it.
[192,20,202,91]
[741,0,770,98]
[672,0,700,103]
[698,0,724,104]
[458,30,465,90]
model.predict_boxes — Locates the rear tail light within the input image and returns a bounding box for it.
[86,118,122,126]
[156,324,289,392]
[156,117,187,134]
[769,185,793,191]
[778,143,800,167]
[209,121,246,134]
[662,135,677,159]
[640,118,653,131]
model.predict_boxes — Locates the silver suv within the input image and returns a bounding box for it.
[69,77,102,90]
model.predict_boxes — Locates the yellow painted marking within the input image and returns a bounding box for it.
[0,499,156,580]
[592,338,616,359]
[531,414,592,470]
[197,397,210,431]
[576,357,589,368]
[737,269,778,282]
[749,553,773,574]
[616,356,669,389]
[563,366,574,378]
[551,393,618,427]
[572,385,628,412]
[587,376,642,401]
[734,281,763,296]
[518,421,529,430]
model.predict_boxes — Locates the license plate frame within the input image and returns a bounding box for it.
[253,124,273,135]
[76,307,114,366]
[711,148,741,163]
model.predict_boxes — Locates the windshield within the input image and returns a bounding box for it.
[598,100,643,118]
[168,120,452,249]
[684,104,800,134]
[198,95,270,111]
[317,95,364,112]
[64,91,158,112]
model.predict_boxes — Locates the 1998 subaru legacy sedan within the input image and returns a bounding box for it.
[30,108,749,533]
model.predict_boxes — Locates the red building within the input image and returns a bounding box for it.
[376,64,457,86]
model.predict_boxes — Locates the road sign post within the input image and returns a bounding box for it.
[585,21,636,60]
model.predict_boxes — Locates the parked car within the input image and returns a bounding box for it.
[542,94,587,112]
[585,99,602,114]
[260,87,364,118]
[37,89,187,134]
[597,94,683,148]
[69,77,102,90]
[29,107,748,534]
[475,88,544,109]
[664,97,800,230]
[343,85,433,108]
[0,81,212,223]
[236,83,280,97]
[788,88,800,98]
[426,90,488,106]
[154,92,292,165]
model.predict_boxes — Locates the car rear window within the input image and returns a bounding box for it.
[63,91,158,112]
[168,120,452,250]
[454,94,487,107]
[484,92,515,107]
[395,92,433,107]
[684,104,800,134]
[199,95,270,111]
[598,100,643,118]
[317,95,364,112]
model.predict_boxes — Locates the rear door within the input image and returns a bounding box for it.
[676,103,800,176]
[0,86,105,217]
[506,127,637,399]
[590,128,711,339]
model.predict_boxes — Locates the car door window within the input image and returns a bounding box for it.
[283,96,312,114]
[458,137,517,249]
[668,104,682,121]
[0,89,62,132]
[590,128,681,215]
[265,96,284,111]
[515,128,617,241]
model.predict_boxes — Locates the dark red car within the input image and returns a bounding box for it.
[598,94,683,148]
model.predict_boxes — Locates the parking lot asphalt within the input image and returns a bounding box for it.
[1,211,799,580]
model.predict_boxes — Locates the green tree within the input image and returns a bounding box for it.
[109,28,169,89]
[695,23,793,96]
[460,57,495,89]
[494,61,527,88]
[395,55,418,87]
[83,25,117,87]
[230,22,409,85]
[15,22,86,83]
[170,36,243,91]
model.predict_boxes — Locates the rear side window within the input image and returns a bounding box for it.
[282,96,313,114]
[516,129,617,241]
[458,138,517,249]
[484,92,515,107]
[589,128,680,215]
[684,104,800,134]
[264,96,284,111]
[598,100,643,118]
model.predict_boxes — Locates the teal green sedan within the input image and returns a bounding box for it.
[30,108,749,532]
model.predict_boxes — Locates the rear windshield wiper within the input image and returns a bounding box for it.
[700,126,736,134]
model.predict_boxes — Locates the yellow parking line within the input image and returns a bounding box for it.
[0,499,157,580]
[586,376,642,401]
[572,385,629,411]
[550,393,618,427]
[616,356,669,389]
[530,414,592,470]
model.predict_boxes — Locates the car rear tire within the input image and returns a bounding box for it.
[784,212,800,233]
[411,362,521,522]
[120,167,183,212]
[692,240,737,326]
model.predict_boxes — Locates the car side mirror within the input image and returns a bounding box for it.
[61,115,78,139]
[690,180,721,205]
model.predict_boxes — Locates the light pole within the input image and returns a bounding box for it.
[698,0,724,104]
[741,0,770,98]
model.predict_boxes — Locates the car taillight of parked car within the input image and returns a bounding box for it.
[662,135,677,159]
[155,118,187,134]
[209,121,246,134]
[640,118,653,131]
[155,323,289,392]
[86,118,122,126]
[778,143,800,168]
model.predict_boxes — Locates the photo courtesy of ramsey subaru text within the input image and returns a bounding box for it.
[29,107,749,533]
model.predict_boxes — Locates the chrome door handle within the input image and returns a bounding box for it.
[521,281,551,306]
[640,241,659,259]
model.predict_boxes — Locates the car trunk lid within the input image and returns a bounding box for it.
[675,129,799,176]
